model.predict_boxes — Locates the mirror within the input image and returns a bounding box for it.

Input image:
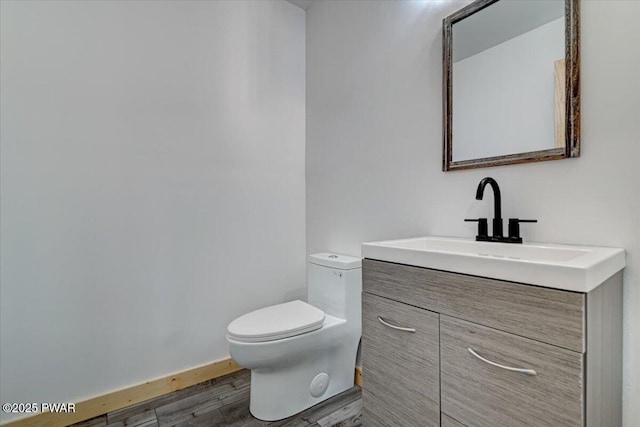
[443,0,579,171]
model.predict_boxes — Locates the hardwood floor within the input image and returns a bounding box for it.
[71,370,362,427]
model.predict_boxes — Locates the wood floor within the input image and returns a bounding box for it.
[71,369,362,427]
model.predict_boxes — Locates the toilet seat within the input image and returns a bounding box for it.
[227,300,325,343]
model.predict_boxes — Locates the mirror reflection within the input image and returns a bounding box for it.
[453,0,565,161]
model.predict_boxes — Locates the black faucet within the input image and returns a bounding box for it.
[465,177,537,243]
[476,177,503,238]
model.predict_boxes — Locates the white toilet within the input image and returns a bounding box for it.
[226,253,362,421]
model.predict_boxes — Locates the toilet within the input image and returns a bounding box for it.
[226,253,362,421]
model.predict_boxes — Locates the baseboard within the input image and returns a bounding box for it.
[0,357,242,427]
[1,360,361,427]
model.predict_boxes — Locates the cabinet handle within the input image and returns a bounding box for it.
[467,348,537,376]
[378,316,416,333]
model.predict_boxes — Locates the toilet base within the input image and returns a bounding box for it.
[248,351,356,422]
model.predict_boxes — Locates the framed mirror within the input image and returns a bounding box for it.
[443,0,579,171]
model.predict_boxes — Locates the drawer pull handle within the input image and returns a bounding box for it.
[468,348,537,376]
[378,316,416,333]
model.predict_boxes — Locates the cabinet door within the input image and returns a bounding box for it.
[440,315,583,427]
[362,292,440,427]
[442,413,467,427]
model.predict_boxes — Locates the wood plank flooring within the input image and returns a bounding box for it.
[71,370,362,427]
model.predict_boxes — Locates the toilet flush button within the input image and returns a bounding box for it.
[309,373,330,398]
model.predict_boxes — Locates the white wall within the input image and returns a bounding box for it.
[453,18,564,160]
[0,0,305,422]
[306,1,639,425]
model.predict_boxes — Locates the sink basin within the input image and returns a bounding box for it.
[362,236,625,292]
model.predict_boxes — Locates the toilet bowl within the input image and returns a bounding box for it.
[226,253,362,421]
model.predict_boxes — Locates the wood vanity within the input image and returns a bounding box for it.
[361,259,622,427]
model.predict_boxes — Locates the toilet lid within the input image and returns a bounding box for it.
[227,300,325,343]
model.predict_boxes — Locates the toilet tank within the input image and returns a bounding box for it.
[307,253,362,321]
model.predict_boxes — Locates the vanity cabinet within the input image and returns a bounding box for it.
[361,259,622,427]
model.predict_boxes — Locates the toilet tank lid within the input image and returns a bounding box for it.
[308,253,362,270]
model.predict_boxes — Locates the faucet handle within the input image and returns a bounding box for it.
[508,218,537,243]
[465,218,488,239]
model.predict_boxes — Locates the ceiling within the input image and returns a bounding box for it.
[453,0,565,62]
[287,0,313,11]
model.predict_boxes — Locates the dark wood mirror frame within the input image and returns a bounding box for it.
[443,0,580,171]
